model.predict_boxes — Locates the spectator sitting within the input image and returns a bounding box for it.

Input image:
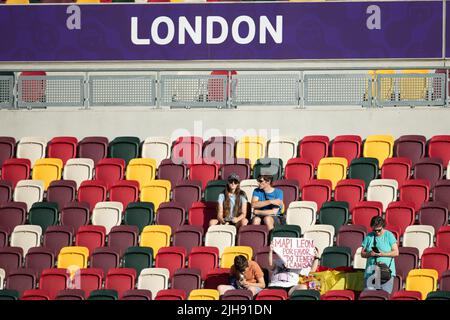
[251,174,284,231]
[217,255,265,297]
[209,173,248,229]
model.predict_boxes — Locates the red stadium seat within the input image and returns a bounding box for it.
[80,268,104,297]
[255,289,288,300]
[440,270,450,291]
[21,289,50,300]
[399,179,430,212]
[331,135,362,164]
[390,290,422,300]
[155,246,187,279]
[105,268,136,298]
[351,201,383,230]
[437,226,450,250]
[39,268,70,299]
[358,289,390,300]
[381,157,412,187]
[95,158,125,189]
[77,180,108,212]
[47,136,78,165]
[189,162,219,190]
[0,247,23,276]
[301,180,332,210]
[108,180,139,209]
[188,201,217,234]
[322,290,355,300]
[385,201,416,236]
[55,289,85,300]
[284,158,314,189]
[298,135,330,168]
[334,179,365,212]
[1,159,31,189]
[188,247,219,281]
[155,289,186,300]
[237,225,269,253]
[75,225,106,254]
[421,247,450,279]
[428,135,450,166]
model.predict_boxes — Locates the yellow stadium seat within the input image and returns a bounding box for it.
[236,136,267,167]
[405,269,438,300]
[57,246,89,269]
[6,0,29,4]
[32,158,63,190]
[220,246,253,268]
[317,157,348,190]
[363,135,394,167]
[76,0,100,3]
[399,69,430,100]
[188,289,220,300]
[126,158,157,189]
[140,179,171,210]
[140,225,172,258]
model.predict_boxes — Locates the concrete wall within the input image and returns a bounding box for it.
[1,106,449,141]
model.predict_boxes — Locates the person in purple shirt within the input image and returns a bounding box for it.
[251,175,284,231]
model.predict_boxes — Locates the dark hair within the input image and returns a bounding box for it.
[234,255,249,273]
[258,175,273,184]
[370,216,386,229]
[222,183,245,220]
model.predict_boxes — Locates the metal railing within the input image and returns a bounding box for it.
[1,71,448,109]
[17,75,84,108]
[159,75,228,108]
[304,74,372,107]
[89,75,156,107]
[0,75,14,109]
[231,74,300,106]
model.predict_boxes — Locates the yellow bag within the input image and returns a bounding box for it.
[309,270,365,295]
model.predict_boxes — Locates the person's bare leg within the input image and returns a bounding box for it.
[209,219,219,226]
[263,216,275,231]
[252,217,262,225]
[217,285,235,296]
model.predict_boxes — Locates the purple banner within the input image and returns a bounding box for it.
[0,1,443,61]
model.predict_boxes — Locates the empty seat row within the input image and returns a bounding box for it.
[1,135,449,172]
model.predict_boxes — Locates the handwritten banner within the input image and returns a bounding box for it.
[272,237,315,270]
[0,1,443,61]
